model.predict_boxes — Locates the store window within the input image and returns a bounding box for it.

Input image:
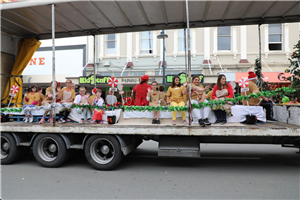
[101,72,112,76]
[140,31,153,54]
[106,34,117,54]
[218,27,231,50]
[269,24,282,51]
[114,72,129,76]
[130,71,145,76]
[178,29,192,52]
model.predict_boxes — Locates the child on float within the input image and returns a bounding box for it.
[39,81,60,124]
[23,84,40,123]
[37,86,44,106]
[92,89,105,124]
[189,75,211,127]
[57,79,76,123]
[159,85,166,106]
[166,76,188,125]
[146,81,161,124]
[74,86,92,124]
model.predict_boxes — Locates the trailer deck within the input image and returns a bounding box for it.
[1,121,299,137]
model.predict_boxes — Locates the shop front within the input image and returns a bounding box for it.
[235,72,292,90]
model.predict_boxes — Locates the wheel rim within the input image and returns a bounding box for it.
[37,137,59,162]
[90,138,115,165]
[1,136,10,159]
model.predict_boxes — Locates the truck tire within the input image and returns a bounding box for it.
[1,133,23,164]
[33,134,68,168]
[84,135,123,170]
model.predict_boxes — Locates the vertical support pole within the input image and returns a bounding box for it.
[258,24,262,70]
[185,0,192,127]
[94,35,97,88]
[162,30,166,87]
[51,4,56,126]
[184,28,187,78]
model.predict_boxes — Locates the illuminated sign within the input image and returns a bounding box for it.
[79,75,111,85]
[166,73,204,84]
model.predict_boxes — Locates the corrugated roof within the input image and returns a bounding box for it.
[1,0,300,39]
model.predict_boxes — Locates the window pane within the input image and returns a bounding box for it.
[172,71,182,75]
[178,38,185,51]
[131,71,145,76]
[141,31,152,39]
[101,72,112,76]
[269,43,282,51]
[107,34,116,40]
[114,72,128,76]
[218,37,231,50]
[269,35,281,42]
[269,24,281,34]
[218,27,230,36]
[140,50,152,54]
[141,39,153,49]
[106,48,116,54]
[107,41,115,48]
[178,29,184,37]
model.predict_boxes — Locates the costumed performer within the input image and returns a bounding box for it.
[212,74,234,124]
[189,75,211,127]
[73,86,92,124]
[57,79,76,123]
[39,81,60,124]
[166,76,188,125]
[89,88,98,105]
[37,86,44,106]
[146,81,161,124]
[92,89,105,124]
[241,71,277,121]
[23,84,40,123]
[159,85,166,106]
[132,75,152,106]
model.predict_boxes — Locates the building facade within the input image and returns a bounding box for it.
[85,22,299,78]
[19,23,299,99]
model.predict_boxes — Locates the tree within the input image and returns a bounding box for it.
[254,58,269,91]
[285,37,300,99]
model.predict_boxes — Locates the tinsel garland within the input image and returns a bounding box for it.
[120,87,297,112]
[1,87,297,114]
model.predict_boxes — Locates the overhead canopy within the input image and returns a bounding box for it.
[1,0,300,39]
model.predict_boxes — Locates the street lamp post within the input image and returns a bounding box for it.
[157,30,168,87]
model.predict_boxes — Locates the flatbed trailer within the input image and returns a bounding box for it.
[1,121,299,170]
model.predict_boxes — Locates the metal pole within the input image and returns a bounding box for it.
[258,24,262,75]
[51,4,56,126]
[184,28,187,79]
[185,0,192,127]
[162,30,166,87]
[93,35,97,88]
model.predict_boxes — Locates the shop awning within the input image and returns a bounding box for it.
[235,72,293,83]
[1,0,300,39]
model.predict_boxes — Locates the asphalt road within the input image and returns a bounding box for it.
[1,141,299,200]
